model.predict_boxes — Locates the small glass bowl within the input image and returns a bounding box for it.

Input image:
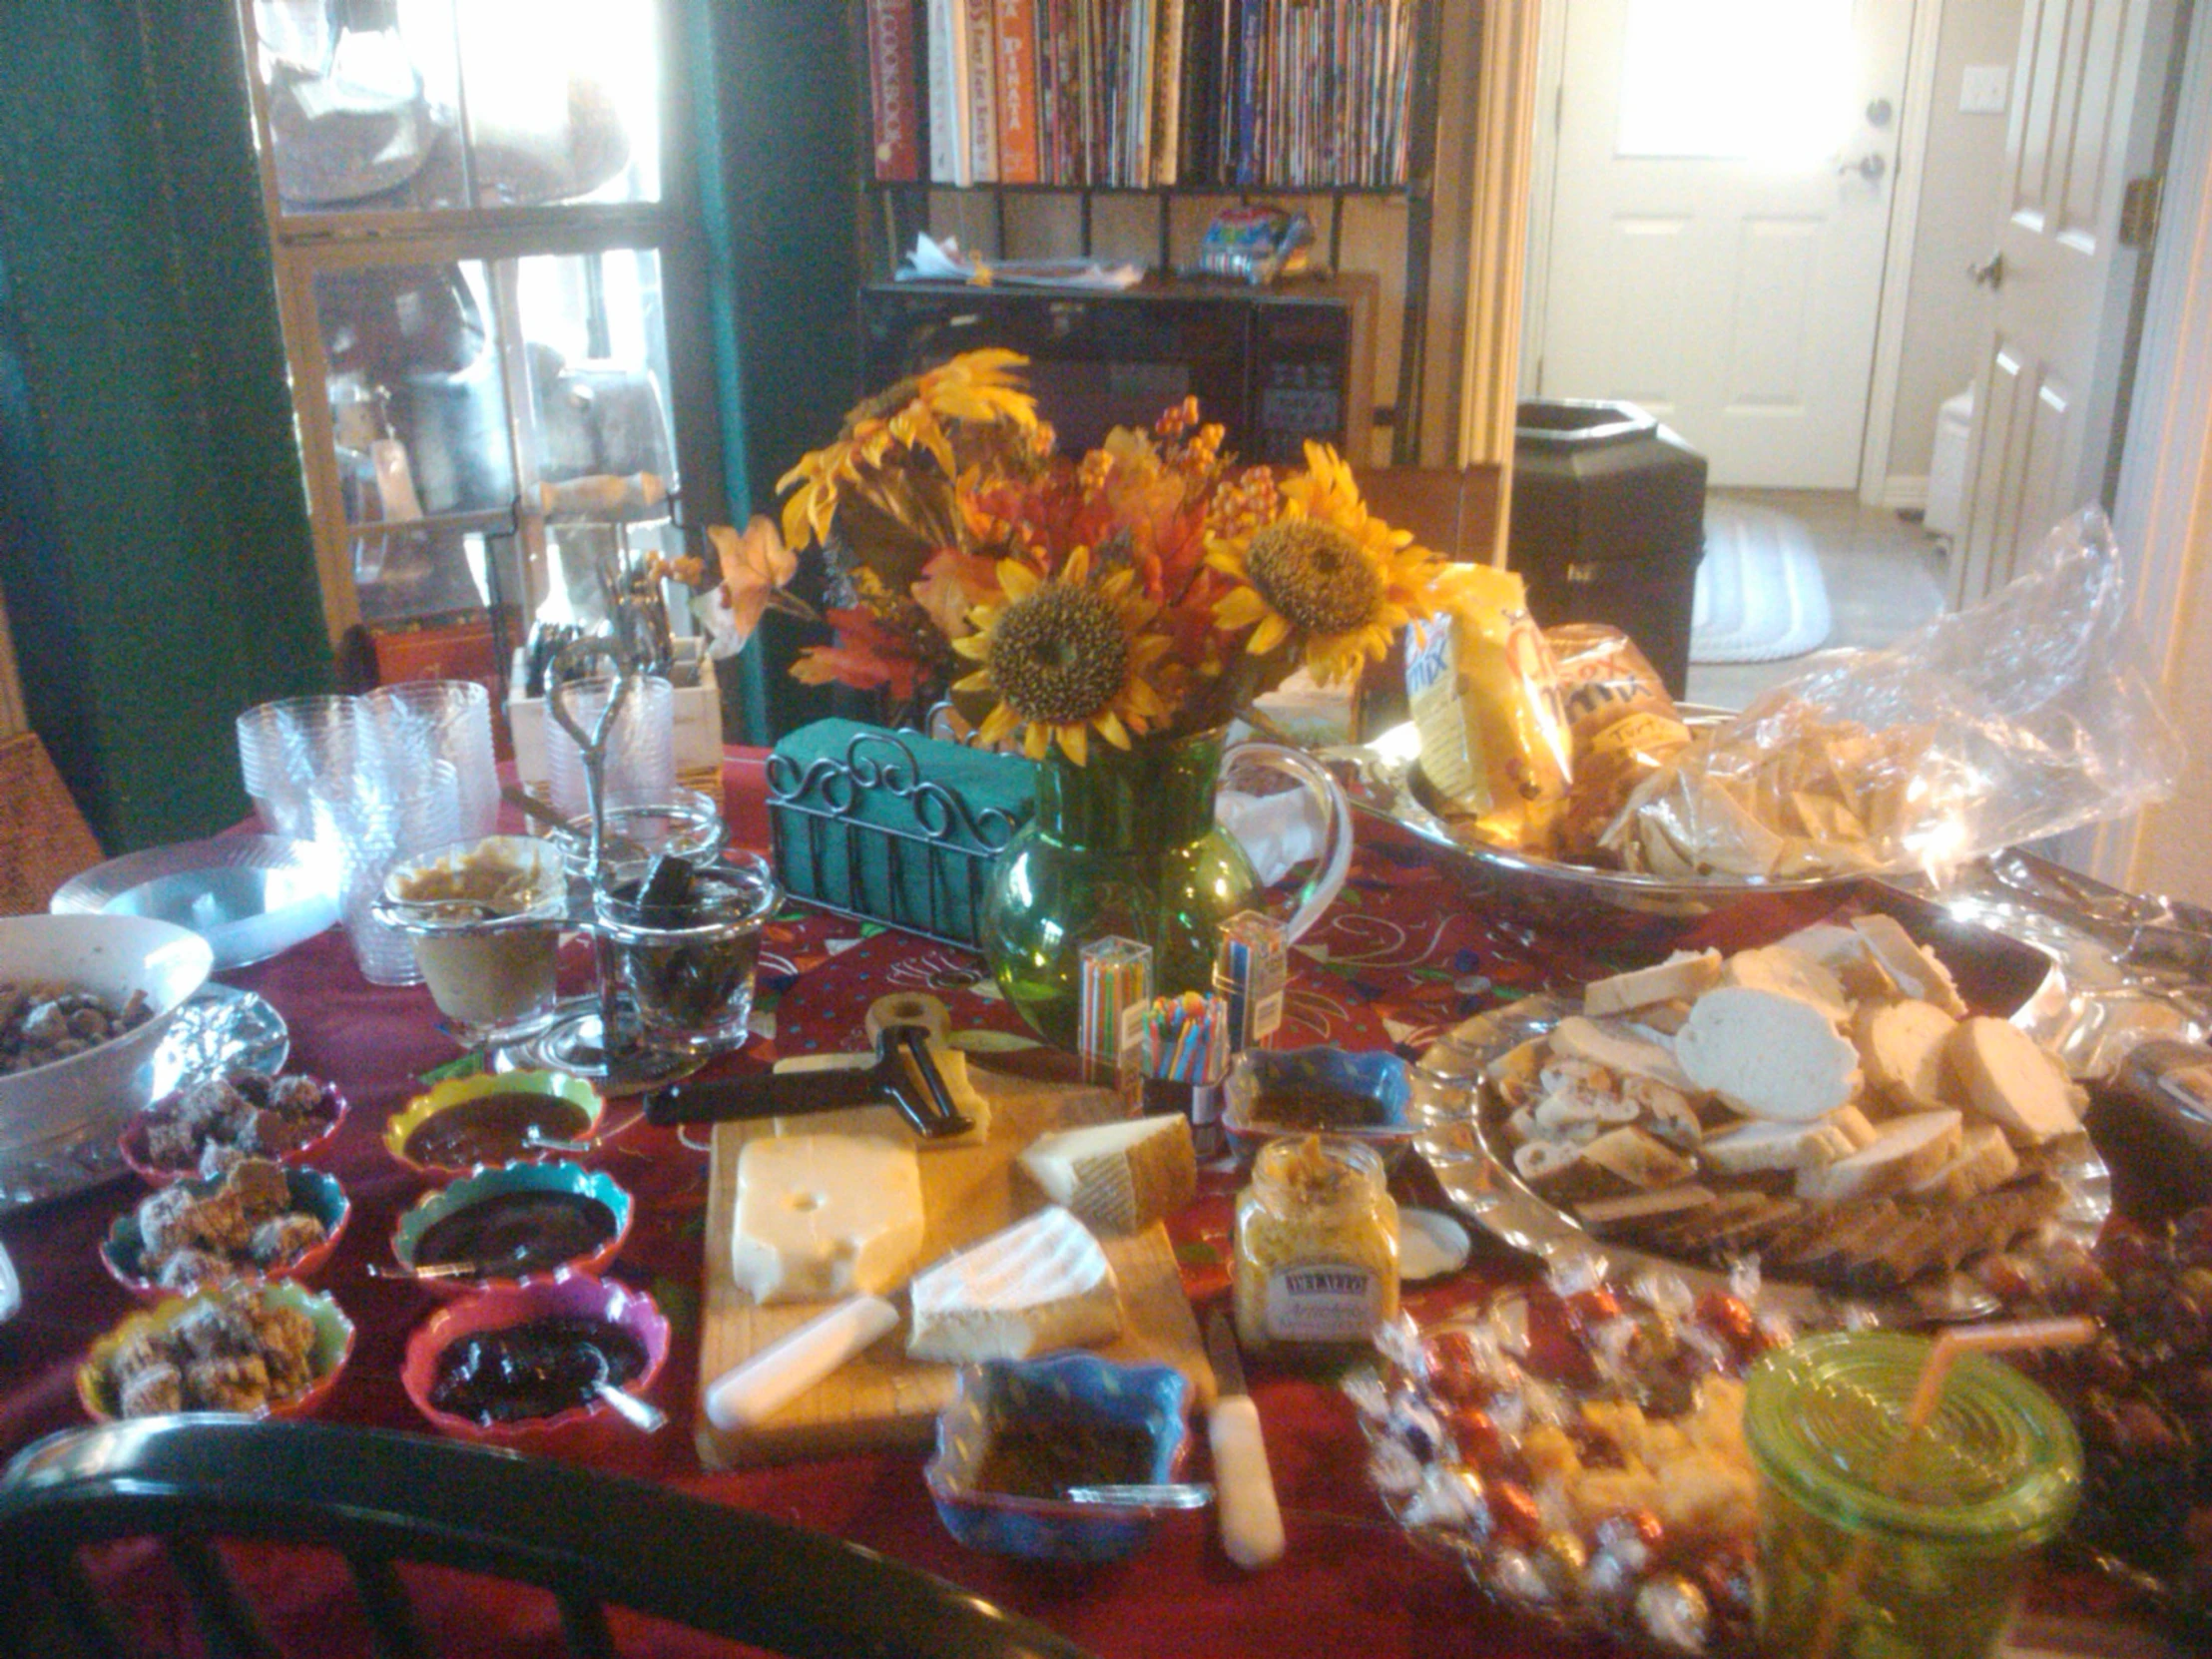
[1221,1045,1414,1167]
[594,853,779,1053]
[376,835,571,1048]
[924,1353,1193,1562]
[562,792,726,882]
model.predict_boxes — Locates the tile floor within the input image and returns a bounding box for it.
[1684,488,1950,714]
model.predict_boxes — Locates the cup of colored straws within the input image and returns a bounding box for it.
[1139,992,1232,1156]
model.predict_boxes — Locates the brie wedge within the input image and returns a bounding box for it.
[906,1206,1123,1363]
[730,1133,925,1305]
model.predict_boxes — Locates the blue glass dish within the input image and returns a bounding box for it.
[1220,1045,1414,1167]
[925,1353,1192,1562]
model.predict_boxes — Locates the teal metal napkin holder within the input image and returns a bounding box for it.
[766,720,1033,948]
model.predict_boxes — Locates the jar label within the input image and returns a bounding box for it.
[1262,1262,1386,1342]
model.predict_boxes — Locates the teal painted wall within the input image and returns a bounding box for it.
[0,0,330,852]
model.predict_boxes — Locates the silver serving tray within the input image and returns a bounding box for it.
[1409,901,2106,1325]
[52,836,340,972]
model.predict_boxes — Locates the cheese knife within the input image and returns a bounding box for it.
[1204,1310,1285,1569]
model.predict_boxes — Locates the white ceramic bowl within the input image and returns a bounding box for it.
[0,914,214,1209]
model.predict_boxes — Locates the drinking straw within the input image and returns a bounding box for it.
[1803,1317,2098,1659]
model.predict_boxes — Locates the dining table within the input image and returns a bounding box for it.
[0,749,2171,1659]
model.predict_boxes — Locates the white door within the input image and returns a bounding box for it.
[1950,0,2180,608]
[1537,0,1913,487]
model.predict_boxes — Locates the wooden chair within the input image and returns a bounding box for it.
[0,1415,1101,1659]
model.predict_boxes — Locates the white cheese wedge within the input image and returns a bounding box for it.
[1018,1115,1196,1235]
[1795,1110,1963,1204]
[906,1205,1123,1363]
[1944,1017,2083,1144]
[730,1133,925,1306]
[1702,1115,1859,1177]
[1583,951,1723,1018]
[1675,987,1860,1122]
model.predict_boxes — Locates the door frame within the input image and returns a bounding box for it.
[2098,0,2211,888]
[1515,0,1946,504]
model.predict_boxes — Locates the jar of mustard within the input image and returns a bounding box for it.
[1233,1134,1398,1352]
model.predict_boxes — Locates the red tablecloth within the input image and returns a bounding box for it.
[0,753,1731,1657]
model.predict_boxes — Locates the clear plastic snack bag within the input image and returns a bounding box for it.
[1602,508,2185,882]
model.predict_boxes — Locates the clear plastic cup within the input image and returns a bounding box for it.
[545,673,675,821]
[594,853,779,1052]
[1744,1332,2081,1659]
[366,680,500,839]
[309,760,463,985]
[237,695,383,838]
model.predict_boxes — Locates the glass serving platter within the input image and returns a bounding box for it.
[52,836,340,971]
[1409,897,2109,1326]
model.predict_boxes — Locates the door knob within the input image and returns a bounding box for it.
[1968,252,2006,289]
[1837,152,1888,183]
[1867,98,1895,128]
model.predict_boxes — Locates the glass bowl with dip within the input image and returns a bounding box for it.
[376,835,571,1052]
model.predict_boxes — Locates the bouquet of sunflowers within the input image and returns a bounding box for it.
[709,348,1458,763]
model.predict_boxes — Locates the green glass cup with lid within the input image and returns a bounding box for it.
[1744,1331,2081,1659]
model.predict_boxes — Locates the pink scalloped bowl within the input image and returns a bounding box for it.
[401,1274,669,1447]
[119,1073,348,1184]
[101,1165,351,1301]
[77,1281,354,1423]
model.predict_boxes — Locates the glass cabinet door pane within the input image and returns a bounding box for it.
[257,0,659,215]
[514,249,676,489]
[1615,0,1856,163]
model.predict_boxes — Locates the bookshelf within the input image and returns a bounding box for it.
[855,0,1445,465]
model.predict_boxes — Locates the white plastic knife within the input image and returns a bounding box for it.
[1205,1310,1285,1569]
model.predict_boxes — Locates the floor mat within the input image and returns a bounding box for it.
[1691,500,1834,663]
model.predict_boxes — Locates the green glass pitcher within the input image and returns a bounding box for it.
[981,729,1354,1049]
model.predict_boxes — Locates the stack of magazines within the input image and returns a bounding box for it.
[862,0,1420,192]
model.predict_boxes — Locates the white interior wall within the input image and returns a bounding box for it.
[1883,0,2023,498]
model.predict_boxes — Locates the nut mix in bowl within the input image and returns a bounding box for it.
[102,1159,349,1297]
[121,1069,346,1182]
[0,914,213,1209]
[79,1280,354,1421]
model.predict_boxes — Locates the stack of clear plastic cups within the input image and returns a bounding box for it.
[365,680,500,838]
[545,673,676,821]
[308,759,463,985]
[236,695,382,838]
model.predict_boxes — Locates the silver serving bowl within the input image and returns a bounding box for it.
[51,835,339,971]
[1338,720,1866,958]
[0,914,214,1209]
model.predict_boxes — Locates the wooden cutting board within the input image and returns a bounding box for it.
[697,1064,1216,1469]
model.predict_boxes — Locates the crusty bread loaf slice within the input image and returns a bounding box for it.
[1906,1122,2020,1203]
[1575,1185,1717,1232]
[1547,1016,1699,1096]
[1576,1126,1696,1193]
[1780,922,1900,1002]
[1851,914,1968,1016]
[1701,1115,1859,1176]
[1943,1017,2083,1144]
[1795,1110,1962,1203]
[1584,951,1724,1018]
[1722,945,1851,1024]
[1855,998,1959,1112]
[1675,987,1861,1122]
[1831,1103,1881,1150]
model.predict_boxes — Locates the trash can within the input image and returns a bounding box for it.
[1506,399,1707,699]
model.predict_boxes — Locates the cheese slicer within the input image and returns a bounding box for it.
[643,992,974,1139]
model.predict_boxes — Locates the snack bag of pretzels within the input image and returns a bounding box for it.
[1545,624,1692,859]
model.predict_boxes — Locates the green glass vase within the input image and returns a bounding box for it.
[983,730,1256,1049]
[982,729,1355,1050]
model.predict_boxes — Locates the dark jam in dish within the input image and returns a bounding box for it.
[402,1092,592,1167]
[972,1405,1157,1499]
[428,1315,648,1424]
[1251,1084,1388,1132]
[413,1190,619,1278]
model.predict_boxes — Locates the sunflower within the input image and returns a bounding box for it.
[951,547,1174,764]
[776,349,1041,551]
[1206,441,1444,685]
